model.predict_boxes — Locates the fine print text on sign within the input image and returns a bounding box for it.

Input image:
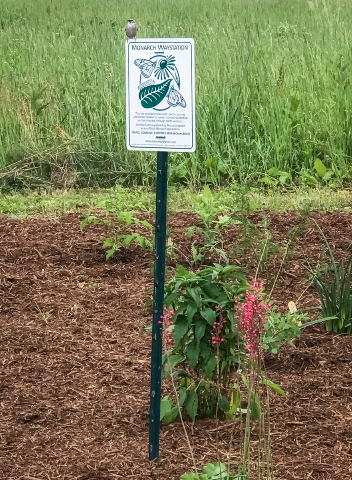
[126,38,195,152]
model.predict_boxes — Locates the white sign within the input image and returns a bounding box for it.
[126,38,195,152]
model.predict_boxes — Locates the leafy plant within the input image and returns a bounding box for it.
[307,219,352,334]
[203,157,228,185]
[180,462,245,480]
[187,185,240,265]
[80,209,153,259]
[163,263,248,420]
[298,168,318,187]
[262,167,292,187]
[261,307,308,354]
[22,86,50,116]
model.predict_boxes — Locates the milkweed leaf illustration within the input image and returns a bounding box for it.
[139,79,172,108]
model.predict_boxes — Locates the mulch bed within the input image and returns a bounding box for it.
[1,210,352,480]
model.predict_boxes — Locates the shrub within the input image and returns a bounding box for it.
[160,266,296,424]
[162,263,248,420]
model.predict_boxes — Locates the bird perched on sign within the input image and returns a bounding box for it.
[125,19,138,40]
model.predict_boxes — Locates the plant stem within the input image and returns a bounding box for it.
[269,240,290,298]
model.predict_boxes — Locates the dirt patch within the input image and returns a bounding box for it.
[1,211,352,479]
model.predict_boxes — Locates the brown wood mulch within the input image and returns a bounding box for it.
[1,210,352,480]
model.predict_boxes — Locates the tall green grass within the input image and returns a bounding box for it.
[1,0,352,188]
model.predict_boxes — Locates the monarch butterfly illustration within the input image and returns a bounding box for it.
[134,59,156,78]
[167,86,187,108]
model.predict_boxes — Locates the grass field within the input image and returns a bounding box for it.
[1,0,352,188]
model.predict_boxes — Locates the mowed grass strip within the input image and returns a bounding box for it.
[1,186,351,218]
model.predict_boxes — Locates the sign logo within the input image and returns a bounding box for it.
[135,55,186,110]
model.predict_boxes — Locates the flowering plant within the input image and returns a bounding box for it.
[234,280,270,363]
[161,263,249,421]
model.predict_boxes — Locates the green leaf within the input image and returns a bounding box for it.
[179,388,188,407]
[218,394,231,412]
[163,354,185,374]
[180,474,207,480]
[176,264,190,276]
[163,406,179,423]
[200,282,220,299]
[250,392,261,421]
[187,302,198,324]
[203,462,229,478]
[199,343,212,361]
[201,308,216,325]
[185,389,198,423]
[174,317,189,344]
[204,355,217,379]
[323,170,334,182]
[160,395,173,420]
[187,287,203,307]
[140,220,153,230]
[299,170,318,187]
[202,184,213,199]
[187,225,197,239]
[262,176,277,186]
[279,173,291,184]
[165,291,181,307]
[123,211,133,227]
[205,157,218,169]
[262,378,286,396]
[123,234,134,247]
[268,167,279,175]
[106,248,115,259]
[218,215,231,225]
[226,385,241,419]
[103,238,114,247]
[186,344,200,369]
[314,158,327,178]
[195,321,207,345]
[139,79,172,108]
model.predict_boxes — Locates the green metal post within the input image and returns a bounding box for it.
[149,151,168,461]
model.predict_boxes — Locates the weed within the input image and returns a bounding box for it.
[187,185,240,265]
[307,220,352,334]
[80,208,153,259]
[34,301,50,323]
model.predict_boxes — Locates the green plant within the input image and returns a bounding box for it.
[307,219,352,334]
[80,209,153,259]
[187,185,240,265]
[22,86,50,117]
[34,301,50,323]
[163,263,248,420]
[298,168,318,188]
[232,213,277,270]
[160,276,281,479]
[180,462,246,480]
[261,307,308,354]
[262,167,292,187]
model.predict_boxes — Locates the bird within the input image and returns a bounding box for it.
[125,19,138,40]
